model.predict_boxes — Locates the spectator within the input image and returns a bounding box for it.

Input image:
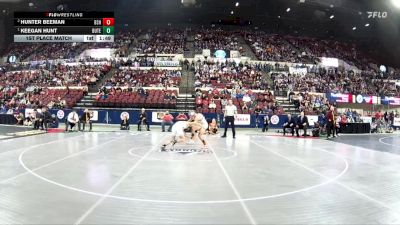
[209,100,217,109]
[161,111,174,132]
[176,112,188,121]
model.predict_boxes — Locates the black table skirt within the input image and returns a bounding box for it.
[0,114,17,125]
[340,123,371,134]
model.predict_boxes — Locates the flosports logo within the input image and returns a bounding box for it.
[367,11,388,19]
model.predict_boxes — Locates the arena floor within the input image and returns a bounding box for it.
[1,127,400,224]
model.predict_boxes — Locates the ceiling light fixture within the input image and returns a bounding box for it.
[391,0,400,8]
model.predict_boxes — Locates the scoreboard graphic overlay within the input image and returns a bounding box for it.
[14,12,114,43]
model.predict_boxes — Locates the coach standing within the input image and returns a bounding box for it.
[326,105,335,138]
[222,99,237,139]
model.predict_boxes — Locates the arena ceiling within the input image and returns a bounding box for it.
[0,0,399,66]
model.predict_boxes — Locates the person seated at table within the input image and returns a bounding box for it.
[295,111,309,137]
[120,114,130,130]
[283,114,295,136]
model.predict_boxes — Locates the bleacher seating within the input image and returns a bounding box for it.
[196,90,284,115]
[94,89,177,109]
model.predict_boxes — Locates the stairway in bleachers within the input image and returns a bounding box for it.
[74,92,97,109]
[275,96,300,115]
[184,34,196,58]
[237,35,257,60]
[179,66,195,95]
[176,94,196,111]
[89,68,117,92]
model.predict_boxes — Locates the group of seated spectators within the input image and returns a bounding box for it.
[284,36,376,70]
[0,87,83,114]
[194,61,270,90]
[133,29,187,54]
[27,43,85,61]
[1,28,390,73]
[30,64,111,88]
[0,64,109,93]
[244,32,306,63]
[194,29,242,53]
[1,43,43,61]
[95,87,178,109]
[102,69,181,89]
[195,88,283,115]
[272,68,400,97]
[289,92,329,115]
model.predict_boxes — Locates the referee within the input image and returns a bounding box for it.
[222,99,237,138]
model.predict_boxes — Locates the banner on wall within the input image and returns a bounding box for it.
[234,114,251,125]
[56,110,65,119]
[202,49,211,57]
[360,116,372,124]
[381,96,400,106]
[230,50,240,58]
[270,115,280,125]
[152,112,165,123]
[289,67,307,75]
[154,60,180,67]
[393,118,400,126]
[320,57,339,68]
[308,115,319,126]
[327,93,353,103]
[90,110,99,121]
[120,111,130,120]
[25,108,42,118]
[354,95,379,105]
